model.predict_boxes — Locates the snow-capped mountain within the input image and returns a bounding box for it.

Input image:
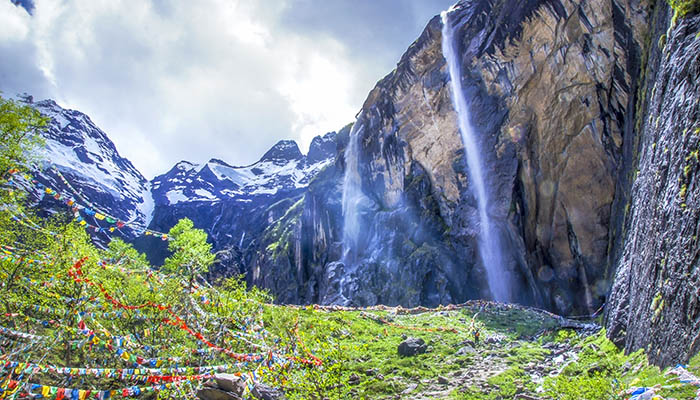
[24,97,340,264]
[151,137,335,206]
[28,97,154,231]
[140,134,338,265]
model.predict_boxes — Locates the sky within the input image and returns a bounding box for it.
[0,0,455,178]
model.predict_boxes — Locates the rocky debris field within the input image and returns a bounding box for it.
[258,301,700,399]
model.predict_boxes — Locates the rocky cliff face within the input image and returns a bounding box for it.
[606,7,700,368]
[252,0,650,313]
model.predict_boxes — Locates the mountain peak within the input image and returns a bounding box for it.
[307,132,338,164]
[174,160,199,170]
[259,140,303,163]
[208,158,236,168]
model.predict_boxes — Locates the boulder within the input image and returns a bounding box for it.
[214,374,246,396]
[398,337,427,357]
[456,345,476,356]
[197,388,242,400]
[251,383,285,400]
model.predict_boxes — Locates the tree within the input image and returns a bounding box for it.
[163,218,215,287]
[0,94,47,181]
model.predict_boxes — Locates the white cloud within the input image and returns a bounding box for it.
[0,1,31,39]
[0,0,453,178]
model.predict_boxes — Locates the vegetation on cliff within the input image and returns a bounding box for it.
[668,0,700,16]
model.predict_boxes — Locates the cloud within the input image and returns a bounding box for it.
[0,0,454,178]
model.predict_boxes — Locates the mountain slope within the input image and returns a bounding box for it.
[25,95,342,269]
[141,133,340,267]
[27,97,153,235]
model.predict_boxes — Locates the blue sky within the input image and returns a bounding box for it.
[1,0,454,178]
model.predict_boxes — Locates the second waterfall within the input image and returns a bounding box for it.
[441,9,511,302]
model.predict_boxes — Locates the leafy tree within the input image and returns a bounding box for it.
[104,238,149,269]
[0,94,47,181]
[163,218,215,288]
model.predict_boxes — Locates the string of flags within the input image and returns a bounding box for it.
[5,168,170,241]
[2,247,279,360]
[68,258,322,367]
[50,167,171,239]
[0,377,194,399]
[2,360,240,380]
[0,204,60,238]
[0,169,326,397]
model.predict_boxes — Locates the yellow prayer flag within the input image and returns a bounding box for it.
[94,213,105,220]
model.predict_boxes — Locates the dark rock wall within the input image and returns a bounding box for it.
[606,7,700,368]
[248,0,653,315]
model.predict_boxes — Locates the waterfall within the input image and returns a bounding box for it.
[441,10,511,302]
[341,121,365,262]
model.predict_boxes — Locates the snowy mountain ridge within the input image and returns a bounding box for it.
[30,98,154,229]
[24,97,340,239]
[150,135,337,207]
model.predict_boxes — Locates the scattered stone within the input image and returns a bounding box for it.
[514,395,542,400]
[251,383,285,400]
[456,345,476,356]
[437,376,449,385]
[349,373,361,385]
[197,388,243,400]
[401,383,418,394]
[214,374,246,396]
[398,337,427,356]
[485,336,502,345]
[365,368,378,376]
[622,361,632,373]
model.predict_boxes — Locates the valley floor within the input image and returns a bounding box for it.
[262,301,700,400]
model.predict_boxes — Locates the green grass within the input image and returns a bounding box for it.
[257,304,700,400]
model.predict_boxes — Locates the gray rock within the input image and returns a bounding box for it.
[214,374,246,395]
[348,373,361,385]
[398,337,427,356]
[251,383,285,400]
[456,345,476,356]
[485,336,502,345]
[437,376,449,385]
[197,388,242,400]
[605,10,700,368]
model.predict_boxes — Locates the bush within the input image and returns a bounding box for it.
[668,0,700,17]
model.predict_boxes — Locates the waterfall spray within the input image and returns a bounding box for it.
[341,121,365,262]
[441,9,511,302]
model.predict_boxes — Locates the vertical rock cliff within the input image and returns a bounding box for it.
[251,0,656,315]
[606,5,700,368]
